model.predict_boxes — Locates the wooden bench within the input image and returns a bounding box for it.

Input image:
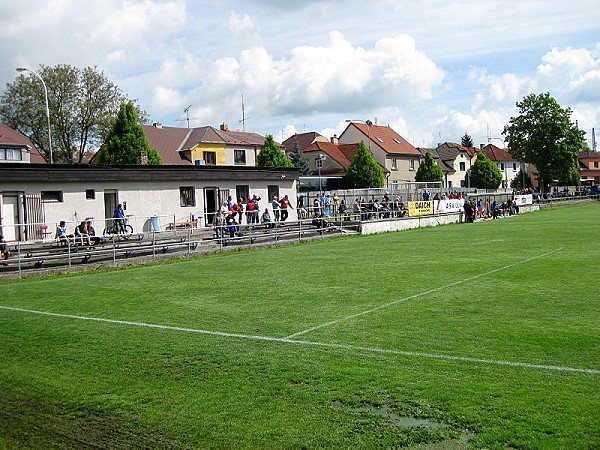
[166,220,197,231]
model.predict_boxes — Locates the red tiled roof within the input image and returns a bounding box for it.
[480,143,514,161]
[0,123,46,163]
[282,132,326,151]
[304,141,389,174]
[348,123,421,156]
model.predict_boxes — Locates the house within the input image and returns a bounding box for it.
[424,143,475,189]
[0,163,298,242]
[142,123,268,166]
[480,143,524,189]
[282,132,328,153]
[0,123,46,164]
[338,122,421,189]
[578,150,600,185]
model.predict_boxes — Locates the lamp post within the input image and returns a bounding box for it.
[17,67,53,164]
[346,119,372,151]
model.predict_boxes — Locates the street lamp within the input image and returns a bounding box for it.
[315,154,326,214]
[17,67,53,164]
[346,119,373,151]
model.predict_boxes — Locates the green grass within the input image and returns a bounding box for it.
[1,202,599,449]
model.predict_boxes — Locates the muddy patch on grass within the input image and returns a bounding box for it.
[332,399,474,448]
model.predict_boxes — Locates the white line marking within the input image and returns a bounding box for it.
[1,303,597,375]
[284,249,563,340]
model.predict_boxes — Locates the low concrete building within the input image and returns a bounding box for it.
[0,164,298,242]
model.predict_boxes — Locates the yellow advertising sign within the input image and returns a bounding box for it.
[408,200,434,217]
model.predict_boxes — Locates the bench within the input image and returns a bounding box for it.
[166,220,197,231]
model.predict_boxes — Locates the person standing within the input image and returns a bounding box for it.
[113,203,126,233]
[271,196,280,222]
[279,195,293,222]
[0,235,10,264]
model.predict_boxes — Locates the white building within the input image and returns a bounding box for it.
[0,164,298,242]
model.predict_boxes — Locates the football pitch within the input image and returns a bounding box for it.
[1,202,598,449]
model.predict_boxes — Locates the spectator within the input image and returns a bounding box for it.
[75,221,92,246]
[251,195,261,224]
[86,221,101,246]
[262,207,276,229]
[271,195,280,221]
[226,211,240,238]
[246,197,256,224]
[236,198,245,224]
[297,195,307,219]
[55,220,74,246]
[279,195,293,222]
[113,203,126,233]
[212,209,225,239]
[0,235,10,264]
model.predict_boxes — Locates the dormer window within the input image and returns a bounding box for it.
[393,138,402,145]
[376,137,384,143]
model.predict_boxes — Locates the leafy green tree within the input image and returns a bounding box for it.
[503,92,585,190]
[510,168,533,190]
[0,64,148,164]
[345,141,384,188]
[461,132,474,148]
[257,135,294,168]
[288,140,311,175]
[469,152,503,189]
[97,102,161,165]
[415,150,444,183]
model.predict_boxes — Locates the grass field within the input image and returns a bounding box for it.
[1,202,599,449]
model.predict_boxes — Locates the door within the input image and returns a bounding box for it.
[204,188,218,226]
[1,195,19,241]
[104,191,118,230]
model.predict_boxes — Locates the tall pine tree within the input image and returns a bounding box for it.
[415,150,443,183]
[97,102,161,165]
[287,140,311,175]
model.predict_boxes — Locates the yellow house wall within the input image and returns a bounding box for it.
[190,143,226,165]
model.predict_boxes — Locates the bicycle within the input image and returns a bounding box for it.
[103,215,134,239]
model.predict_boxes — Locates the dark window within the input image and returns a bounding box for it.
[234,149,246,165]
[41,191,63,203]
[267,185,279,203]
[409,159,415,170]
[180,187,196,207]
[236,185,249,202]
[459,162,466,171]
[86,189,95,200]
[204,151,216,165]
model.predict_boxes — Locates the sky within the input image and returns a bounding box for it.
[1,0,599,150]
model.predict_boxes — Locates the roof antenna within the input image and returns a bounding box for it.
[184,105,192,128]
[239,95,247,132]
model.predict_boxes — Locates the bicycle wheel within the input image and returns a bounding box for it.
[124,224,134,234]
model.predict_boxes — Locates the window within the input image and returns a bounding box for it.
[513,163,517,170]
[86,189,95,200]
[459,162,466,171]
[409,159,415,170]
[234,149,246,165]
[180,187,196,207]
[391,158,397,170]
[448,181,453,188]
[203,151,216,165]
[267,185,279,203]
[376,137,384,143]
[594,162,599,168]
[41,191,63,203]
[236,185,250,203]
[0,148,22,161]
[393,138,402,145]
[500,163,505,170]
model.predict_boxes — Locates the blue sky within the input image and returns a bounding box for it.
[1,0,599,149]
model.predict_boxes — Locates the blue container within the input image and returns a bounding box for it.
[151,215,160,232]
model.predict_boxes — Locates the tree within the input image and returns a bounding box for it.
[287,140,311,175]
[96,102,161,165]
[257,135,294,168]
[503,92,585,190]
[415,150,444,183]
[510,168,533,190]
[461,132,474,148]
[345,141,384,188]
[468,152,503,189]
[0,64,148,164]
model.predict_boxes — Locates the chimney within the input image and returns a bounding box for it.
[152,122,162,129]
[220,123,229,131]
[331,134,339,145]
[137,151,148,165]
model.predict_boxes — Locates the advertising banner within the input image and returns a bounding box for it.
[514,194,533,206]
[408,200,434,217]
[434,198,465,214]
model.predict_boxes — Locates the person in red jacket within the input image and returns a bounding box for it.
[279,195,294,222]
